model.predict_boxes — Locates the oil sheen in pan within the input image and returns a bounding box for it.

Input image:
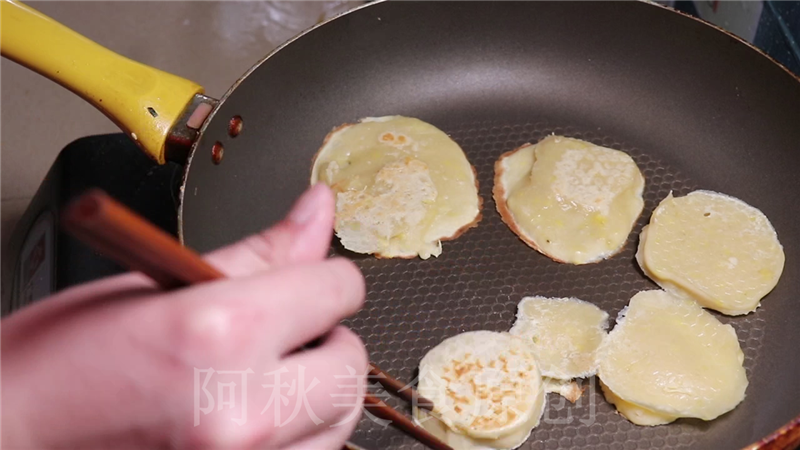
[339,120,767,449]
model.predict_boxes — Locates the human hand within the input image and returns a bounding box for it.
[1,184,368,450]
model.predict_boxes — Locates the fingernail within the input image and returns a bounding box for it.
[288,184,324,226]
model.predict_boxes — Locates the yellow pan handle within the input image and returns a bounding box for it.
[0,0,204,163]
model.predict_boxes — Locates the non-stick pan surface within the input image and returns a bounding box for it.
[181,2,800,448]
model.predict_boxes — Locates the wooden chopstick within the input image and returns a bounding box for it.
[61,189,452,450]
[342,441,371,450]
[363,394,451,450]
[369,364,434,412]
[61,189,223,289]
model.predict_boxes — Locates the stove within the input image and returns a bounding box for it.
[3,134,183,316]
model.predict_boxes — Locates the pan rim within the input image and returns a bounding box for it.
[649,0,800,85]
[175,1,800,448]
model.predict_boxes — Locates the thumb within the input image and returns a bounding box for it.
[205,183,336,277]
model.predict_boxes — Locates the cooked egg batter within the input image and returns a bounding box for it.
[413,331,546,450]
[597,290,748,425]
[494,135,645,264]
[311,116,481,259]
[637,190,784,315]
[509,296,608,380]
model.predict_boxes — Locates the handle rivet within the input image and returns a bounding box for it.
[228,115,243,138]
[211,141,224,165]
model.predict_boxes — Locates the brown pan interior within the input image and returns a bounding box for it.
[179,2,800,448]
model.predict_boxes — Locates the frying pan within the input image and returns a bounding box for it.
[2,1,799,449]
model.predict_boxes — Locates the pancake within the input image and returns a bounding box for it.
[509,296,608,380]
[413,331,546,449]
[494,135,644,264]
[597,290,748,425]
[311,116,481,259]
[637,190,784,315]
